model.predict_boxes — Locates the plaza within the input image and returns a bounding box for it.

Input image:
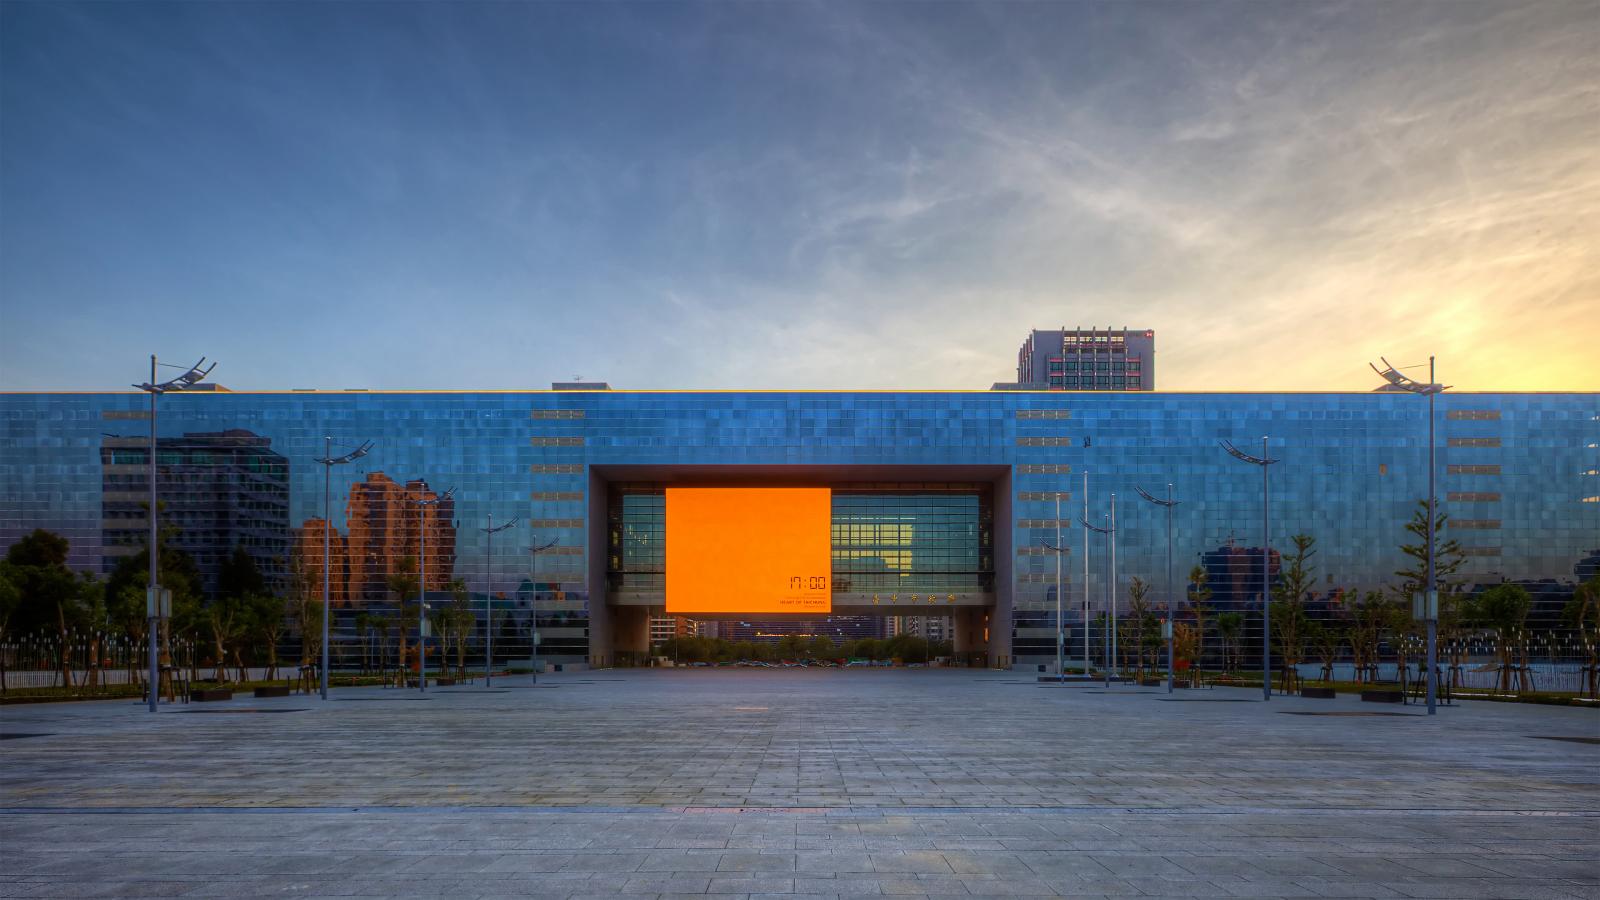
[2,669,1596,898]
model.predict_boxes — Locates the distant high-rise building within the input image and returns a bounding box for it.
[996,326,1155,391]
[293,518,349,607]
[648,615,697,647]
[304,472,457,607]
[889,615,952,642]
[100,429,290,598]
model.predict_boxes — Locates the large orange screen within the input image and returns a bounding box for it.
[665,487,832,614]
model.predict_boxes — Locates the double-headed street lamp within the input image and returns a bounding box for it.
[1372,355,1449,715]
[1220,436,1277,701]
[528,536,559,684]
[1080,493,1117,687]
[314,438,373,700]
[414,486,455,693]
[134,355,215,713]
[477,514,520,686]
[1135,484,1181,694]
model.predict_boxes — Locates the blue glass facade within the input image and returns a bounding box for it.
[2,389,1595,667]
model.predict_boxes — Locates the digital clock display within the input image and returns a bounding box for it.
[665,487,832,614]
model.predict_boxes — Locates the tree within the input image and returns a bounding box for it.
[1396,500,1471,683]
[1124,577,1157,677]
[1565,577,1599,699]
[215,546,273,681]
[1171,621,1200,685]
[244,593,288,680]
[1475,583,1532,692]
[807,635,836,661]
[1216,612,1243,674]
[354,611,374,675]
[1306,616,1345,684]
[1186,566,1213,675]
[445,579,473,677]
[102,522,203,689]
[7,530,85,688]
[1269,534,1316,693]
[0,562,18,692]
[385,557,420,684]
[1347,591,1392,684]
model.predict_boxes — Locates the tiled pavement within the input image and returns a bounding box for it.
[2,669,1596,898]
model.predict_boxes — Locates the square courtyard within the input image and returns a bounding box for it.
[2,669,1596,898]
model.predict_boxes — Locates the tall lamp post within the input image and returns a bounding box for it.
[1220,437,1277,701]
[477,514,519,685]
[414,486,455,693]
[1080,496,1117,687]
[528,537,559,684]
[1135,484,1181,694]
[134,355,215,713]
[1081,472,1090,675]
[314,438,373,701]
[1042,490,1071,679]
[1371,356,1449,715]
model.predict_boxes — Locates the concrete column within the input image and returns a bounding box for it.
[989,468,1015,669]
[584,468,611,668]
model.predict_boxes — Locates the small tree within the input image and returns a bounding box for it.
[1565,577,1599,699]
[1397,500,1470,683]
[1347,591,1391,684]
[1186,566,1213,675]
[1124,577,1156,678]
[1269,534,1316,693]
[1306,617,1345,684]
[386,557,420,684]
[0,562,19,693]
[245,593,288,680]
[1475,583,1532,692]
[1216,612,1243,674]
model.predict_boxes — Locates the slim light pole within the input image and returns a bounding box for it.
[1135,484,1181,693]
[1371,355,1449,715]
[1081,472,1090,674]
[1221,437,1277,701]
[1042,491,1070,679]
[1080,501,1115,687]
[528,536,559,684]
[477,514,519,685]
[134,355,215,713]
[414,486,455,693]
[314,438,373,700]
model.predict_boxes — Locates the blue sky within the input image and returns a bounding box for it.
[2,2,1596,391]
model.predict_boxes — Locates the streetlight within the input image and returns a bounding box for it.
[528,536,559,684]
[133,355,215,713]
[1080,472,1090,677]
[314,438,373,700]
[1135,484,1181,694]
[477,514,519,685]
[1080,494,1117,688]
[1220,436,1277,701]
[1371,355,1449,715]
[413,486,455,693]
[1041,490,1071,680]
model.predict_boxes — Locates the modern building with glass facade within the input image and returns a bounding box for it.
[2,388,1595,669]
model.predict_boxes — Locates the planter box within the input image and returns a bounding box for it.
[191,688,233,702]
[1301,686,1337,699]
[1361,689,1404,704]
[253,686,291,698]
[435,678,457,687]
[1140,677,1165,687]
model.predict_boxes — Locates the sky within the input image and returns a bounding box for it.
[1,1,1596,392]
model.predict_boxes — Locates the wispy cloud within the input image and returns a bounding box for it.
[1,1,1595,390]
